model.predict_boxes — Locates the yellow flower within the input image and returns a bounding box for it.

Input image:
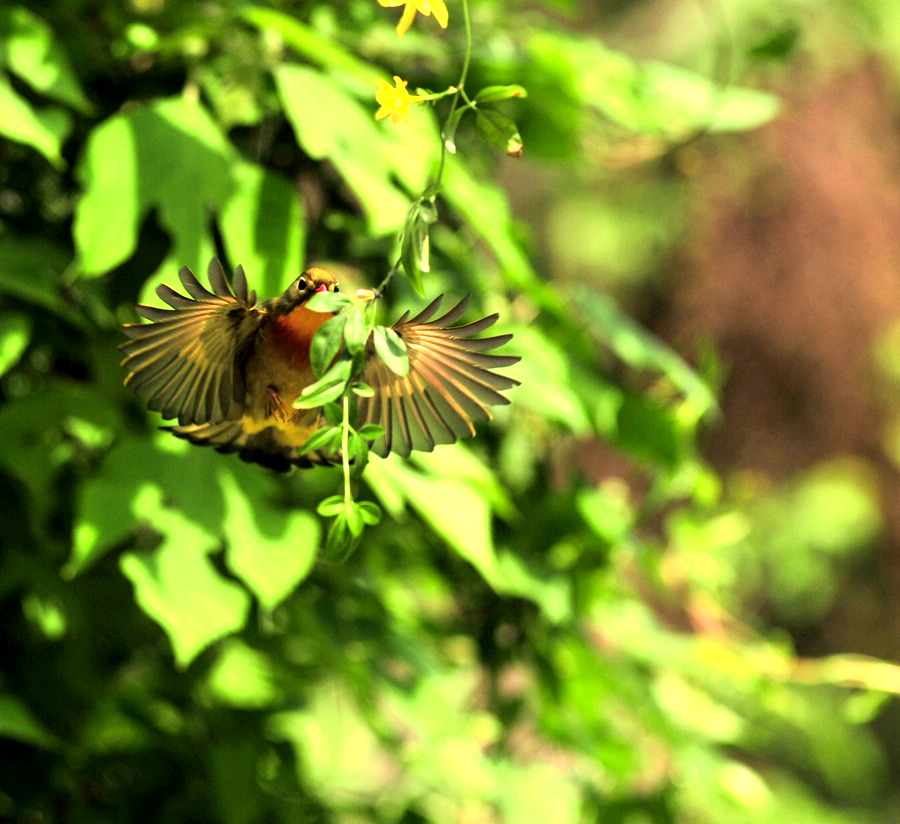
[374,76,424,124]
[377,0,449,37]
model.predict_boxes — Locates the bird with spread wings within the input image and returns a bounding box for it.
[120,259,520,471]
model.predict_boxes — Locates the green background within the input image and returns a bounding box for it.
[2,0,900,821]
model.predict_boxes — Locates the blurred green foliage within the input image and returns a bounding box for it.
[0,0,898,822]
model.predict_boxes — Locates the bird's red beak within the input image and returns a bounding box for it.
[315,284,329,292]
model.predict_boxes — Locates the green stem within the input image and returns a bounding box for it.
[342,395,352,502]
[433,0,472,189]
[376,0,474,300]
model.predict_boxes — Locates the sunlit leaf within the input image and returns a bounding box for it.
[498,763,580,824]
[357,501,382,526]
[0,313,31,378]
[74,95,232,278]
[358,423,386,440]
[70,435,223,575]
[343,501,365,537]
[351,381,375,398]
[220,161,305,298]
[220,466,319,611]
[120,508,250,668]
[205,640,281,709]
[370,458,508,591]
[316,495,345,518]
[269,685,396,802]
[0,74,70,168]
[0,5,92,112]
[275,65,411,236]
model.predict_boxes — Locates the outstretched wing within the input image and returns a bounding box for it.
[357,295,520,458]
[120,259,264,426]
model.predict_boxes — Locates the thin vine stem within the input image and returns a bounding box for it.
[434,0,472,187]
[375,0,473,298]
[341,395,351,502]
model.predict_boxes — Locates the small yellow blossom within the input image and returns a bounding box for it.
[377,0,449,37]
[374,76,424,124]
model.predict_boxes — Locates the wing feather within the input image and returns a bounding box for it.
[120,259,264,425]
[358,295,520,458]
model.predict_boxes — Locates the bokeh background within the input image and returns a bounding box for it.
[3,0,900,821]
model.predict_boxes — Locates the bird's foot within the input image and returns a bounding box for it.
[265,386,289,422]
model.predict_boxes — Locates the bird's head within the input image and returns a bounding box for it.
[269,267,341,316]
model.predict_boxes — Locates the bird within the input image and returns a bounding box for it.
[120,259,520,471]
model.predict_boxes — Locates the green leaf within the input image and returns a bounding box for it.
[324,513,359,563]
[400,204,429,295]
[358,423,386,440]
[275,65,420,236]
[643,60,781,133]
[310,313,347,378]
[497,552,572,625]
[357,501,382,526]
[343,309,369,354]
[475,84,528,104]
[475,109,524,157]
[293,359,353,409]
[351,381,375,398]
[205,640,281,709]
[498,763,580,824]
[0,693,58,749]
[0,237,81,323]
[503,326,592,434]
[304,291,353,313]
[119,507,250,668]
[220,467,319,611]
[317,495,345,518]
[347,432,370,475]
[322,402,343,426]
[220,161,305,298]
[442,105,467,154]
[69,436,220,576]
[240,5,378,91]
[343,501,365,537]
[74,95,232,278]
[269,686,393,804]
[372,326,409,377]
[3,382,120,535]
[572,283,718,426]
[0,74,70,168]
[0,313,31,378]
[367,459,508,591]
[298,426,342,456]
[536,33,780,138]
[442,159,539,295]
[615,390,682,468]
[0,5,92,113]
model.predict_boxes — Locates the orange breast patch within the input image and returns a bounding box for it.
[269,306,333,368]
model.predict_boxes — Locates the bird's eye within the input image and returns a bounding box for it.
[296,277,309,291]
[332,284,340,293]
